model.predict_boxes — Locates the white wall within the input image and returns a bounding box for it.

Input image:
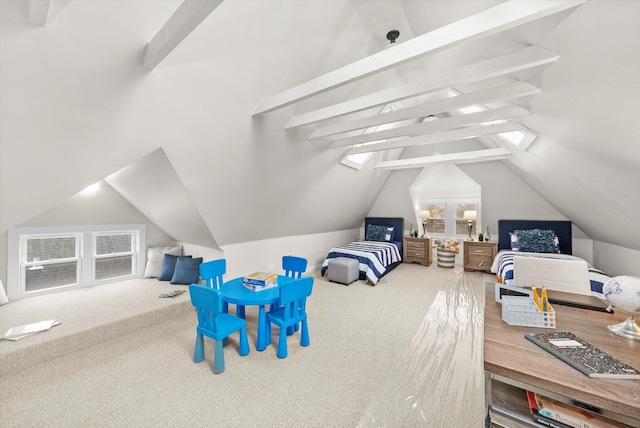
[594,241,640,277]
[220,229,358,280]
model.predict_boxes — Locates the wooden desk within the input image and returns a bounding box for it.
[484,284,640,426]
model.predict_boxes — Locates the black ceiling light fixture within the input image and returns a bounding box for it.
[386,30,400,44]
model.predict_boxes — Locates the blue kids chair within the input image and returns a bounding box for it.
[280,255,308,332]
[189,284,250,374]
[199,259,226,289]
[199,259,230,313]
[266,276,313,358]
[282,255,307,279]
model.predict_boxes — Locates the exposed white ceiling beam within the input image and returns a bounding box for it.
[254,0,584,116]
[29,0,52,26]
[345,122,524,155]
[287,46,556,129]
[332,106,529,148]
[312,82,539,139]
[143,0,224,70]
[375,148,512,170]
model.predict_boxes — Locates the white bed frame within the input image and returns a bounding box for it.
[512,256,591,295]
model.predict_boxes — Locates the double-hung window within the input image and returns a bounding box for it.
[422,199,480,239]
[22,234,81,294]
[8,224,145,300]
[93,232,137,282]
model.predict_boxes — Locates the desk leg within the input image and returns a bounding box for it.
[257,304,267,352]
[484,371,492,428]
[237,305,245,319]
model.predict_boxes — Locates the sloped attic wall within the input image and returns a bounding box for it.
[368,0,640,276]
[0,0,404,283]
[15,180,173,247]
[0,179,176,285]
[103,148,218,250]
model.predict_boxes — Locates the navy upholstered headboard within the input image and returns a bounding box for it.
[365,217,404,242]
[498,220,572,255]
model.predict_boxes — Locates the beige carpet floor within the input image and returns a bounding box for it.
[0,264,490,427]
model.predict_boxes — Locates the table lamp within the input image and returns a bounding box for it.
[463,210,477,242]
[419,211,431,238]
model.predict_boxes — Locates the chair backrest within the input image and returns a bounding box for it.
[199,259,226,289]
[279,277,313,321]
[189,284,224,334]
[282,256,307,279]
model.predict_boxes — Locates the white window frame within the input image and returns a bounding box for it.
[20,232,82,296]
[7,224,145,300]
[92,231,139,284]
[422,199,481,240]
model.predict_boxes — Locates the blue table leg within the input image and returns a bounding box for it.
[257,304,267,351]
[237,304,245,319]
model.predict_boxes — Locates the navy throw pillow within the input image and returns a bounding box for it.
[159,254,183,281]
[171,256,203,285]
[366,224,388,242]
[512,229,560,253]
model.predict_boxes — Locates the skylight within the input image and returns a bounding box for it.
[448,89,537,149]
[340,104,398,170]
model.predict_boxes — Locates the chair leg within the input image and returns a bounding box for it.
[238,327,250,356]
[266,320,272,346]
[300,320,310,347]
[194,333,205,363]
[277,326,288,358]
[213,339,225,374]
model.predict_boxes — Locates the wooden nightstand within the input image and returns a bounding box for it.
[403,236,432,266]
[463,241,497,273]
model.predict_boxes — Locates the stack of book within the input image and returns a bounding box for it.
[242,272,278,292]
[527,391,627,428]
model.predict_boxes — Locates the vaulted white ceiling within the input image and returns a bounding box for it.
[1,0,638,259]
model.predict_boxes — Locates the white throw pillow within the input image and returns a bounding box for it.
[0,280,8,305]
[143,246,182,278]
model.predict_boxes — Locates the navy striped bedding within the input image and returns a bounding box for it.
[491,250,610,296]
[320,241,402,284]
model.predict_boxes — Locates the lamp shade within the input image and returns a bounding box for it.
[463,210,477,221]
[419,211,431,220]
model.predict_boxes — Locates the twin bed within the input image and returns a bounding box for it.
[490,219,610,299]
[320,217,404,285]
[319,217,611,297]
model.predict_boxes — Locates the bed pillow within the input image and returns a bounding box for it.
[143,246,183,278]
[170,256,203,285]
[366,224,390,242]
[383,227,395,242]
[511,229,560,253]
[159,254,188,281]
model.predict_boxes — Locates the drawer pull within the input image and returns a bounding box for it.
[478,261,485,266]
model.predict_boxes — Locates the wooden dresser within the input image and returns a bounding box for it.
[403,236,432,266]
[463,241,497,273]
